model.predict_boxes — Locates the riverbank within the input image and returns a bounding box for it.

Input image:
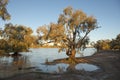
[1,50,120,80]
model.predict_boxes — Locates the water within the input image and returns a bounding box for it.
[38,63,69,73]
[75,63,99,71]
[0,48,99,76]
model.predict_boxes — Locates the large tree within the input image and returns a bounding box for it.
[0,0,10,20]
[37,7,98,62]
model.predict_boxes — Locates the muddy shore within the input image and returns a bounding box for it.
[0,50,120,80]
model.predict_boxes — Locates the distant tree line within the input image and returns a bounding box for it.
[91,34,120,52]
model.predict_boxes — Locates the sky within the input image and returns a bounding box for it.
[0,0,120,42]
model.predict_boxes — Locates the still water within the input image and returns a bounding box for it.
[0,48,99,76]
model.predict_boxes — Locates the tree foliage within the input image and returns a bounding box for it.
[37,7,99,60]
[0,0,10,20]
[0,23,33,53]
[92,39,111,52]
[0,39,8,50]
[92,34,120,51]
[110,34,120,50]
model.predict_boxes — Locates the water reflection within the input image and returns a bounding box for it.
[66,64,76,72]
[0,55,99,74]
[37,63,69,73]
[35,63,100,73]
[0,48,98,77]
[75,63,99,71]
[0,55,32,78]
[12,56,31,70]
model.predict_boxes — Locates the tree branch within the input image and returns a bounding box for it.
[77,30,90,48]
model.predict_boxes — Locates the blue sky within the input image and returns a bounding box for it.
[0,0,120,42]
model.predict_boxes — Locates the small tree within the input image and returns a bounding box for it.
[37,7,99,62]
[92,40,111,52]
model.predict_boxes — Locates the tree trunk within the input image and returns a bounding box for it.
[69,49,78,63]
[70,49,76,59]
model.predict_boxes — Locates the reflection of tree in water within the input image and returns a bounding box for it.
[66,64,77,72]
[57,66,65,73]
[56,64,77,73]
[12,55,31,70]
